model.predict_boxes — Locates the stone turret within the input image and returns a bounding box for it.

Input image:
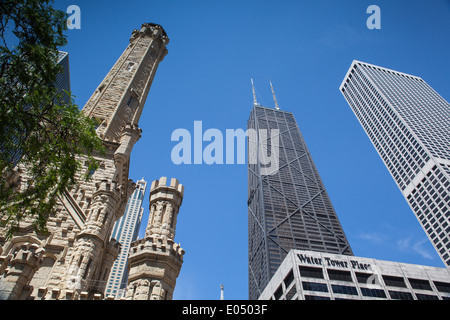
[145,177,184,239]
[61,179,122,298]
[125,177,185,300]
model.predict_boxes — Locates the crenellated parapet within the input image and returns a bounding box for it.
[145,177,184,239]
[129,235,185,263]
[130,22,169,48]
[126,235,184,300]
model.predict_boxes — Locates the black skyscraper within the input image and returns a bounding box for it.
[247,104,352,300]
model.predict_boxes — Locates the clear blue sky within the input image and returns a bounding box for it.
[55,0,450,300]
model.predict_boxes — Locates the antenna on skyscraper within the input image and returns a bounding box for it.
[270,81,280,110]
[251,78,258,107]
[220,284,224,300]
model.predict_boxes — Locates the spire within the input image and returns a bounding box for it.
[270,81,280,110]
[251,78,258,107]
[220,284,224,300]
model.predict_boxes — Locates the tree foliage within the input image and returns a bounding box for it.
[0,0,104,238]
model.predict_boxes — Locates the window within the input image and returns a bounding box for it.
[283,269,294,287]
[388,290,413,300]
[327,269,353,282]
[285,285,297,300]
[355,272,379,285]
[382,275,407,288]
[87,168,96,177]
[302,282,328,293]
[299,266,323,279]
[415,293,439,300]
[274,285,283,300]
[304,295,330,300]
[93,117,103,129]
[360,287,387,298]
[434,281,450,293]
[331,284,358,296]
[408,278,432,291]
[126,62,135,71]
[83,259,92,279]
[126,95,134,106]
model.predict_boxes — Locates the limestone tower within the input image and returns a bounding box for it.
[125,177,185,300]
[0,23,169,300]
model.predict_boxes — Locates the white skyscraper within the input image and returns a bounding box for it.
[105,178,147,298]
[340,60,450,268]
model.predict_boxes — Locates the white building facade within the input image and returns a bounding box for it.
[259,249,450,300]
[340,61,450,267]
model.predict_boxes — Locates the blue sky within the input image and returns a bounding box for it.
[55,0,450,299]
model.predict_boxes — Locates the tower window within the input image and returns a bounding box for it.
[127,96,134,106]
[93,117,103,129]
[88,168,96,177]
[126,62,135,71]
[83,259,92,279]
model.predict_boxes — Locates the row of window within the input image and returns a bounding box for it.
[298,265,450,293]
[343,74,413,190]
[377,73,450,161]
[346,64,450,185]
[346,66,430,190]
[407,165,450,266]
[271,264,450,300]
[301,280,445,300]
